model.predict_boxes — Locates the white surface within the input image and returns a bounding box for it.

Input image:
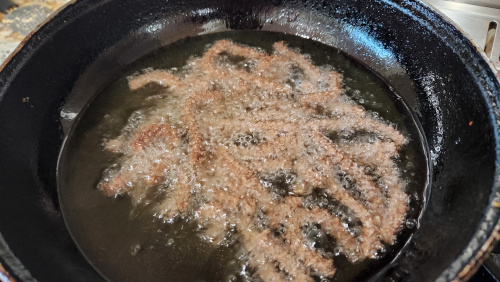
[422,0,500,69]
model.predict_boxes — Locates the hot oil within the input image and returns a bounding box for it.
[58,31,429,282]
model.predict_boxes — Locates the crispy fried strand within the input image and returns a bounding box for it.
[98,40,409,281]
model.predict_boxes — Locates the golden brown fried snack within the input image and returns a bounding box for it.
[98,40,408,281]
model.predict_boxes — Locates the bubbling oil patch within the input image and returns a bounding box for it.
[96,40,410,281]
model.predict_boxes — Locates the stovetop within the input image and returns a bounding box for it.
[422,0,500,71]
[0,0,499,281]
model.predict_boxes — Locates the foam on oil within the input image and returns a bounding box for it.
[58,31,428,282]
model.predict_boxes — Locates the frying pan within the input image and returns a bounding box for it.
[0,0,499,281]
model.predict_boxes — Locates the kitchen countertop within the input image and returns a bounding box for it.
[0,0,69,63]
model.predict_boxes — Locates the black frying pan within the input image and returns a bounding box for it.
[0,0,499,281]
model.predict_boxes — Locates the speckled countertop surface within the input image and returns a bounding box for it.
[0,0,69,64]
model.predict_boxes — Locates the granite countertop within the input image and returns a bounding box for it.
[0,0,69,64]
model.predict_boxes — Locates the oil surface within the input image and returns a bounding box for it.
[58,31,428,282]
